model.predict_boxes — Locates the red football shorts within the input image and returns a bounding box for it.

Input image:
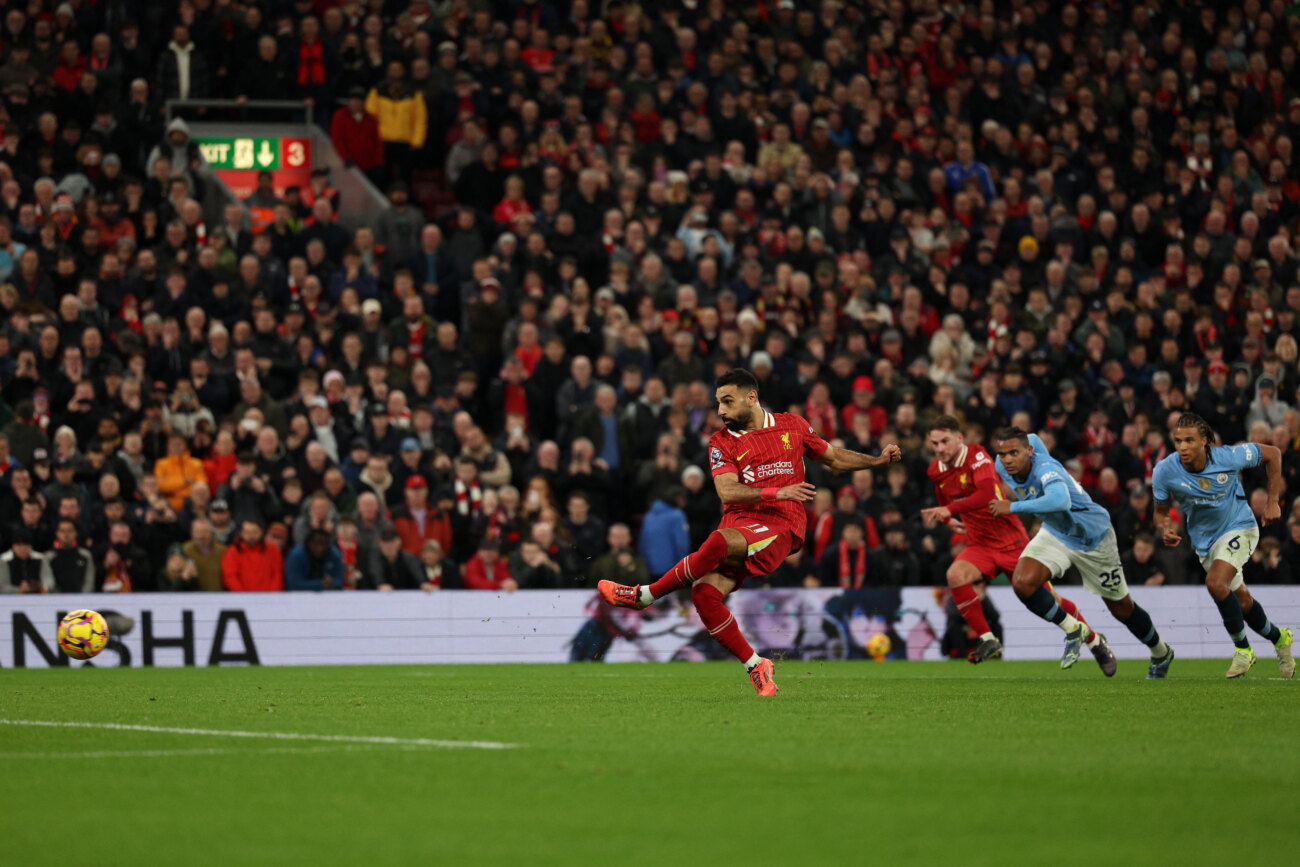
[956,544,1025,581]
[716,512,800,586]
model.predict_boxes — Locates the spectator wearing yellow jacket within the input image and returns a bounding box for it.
[155,432,208,512]
[365,60,427,181]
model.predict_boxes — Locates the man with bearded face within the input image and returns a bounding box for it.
[598,368,901,696]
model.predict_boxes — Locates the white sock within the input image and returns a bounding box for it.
[1059,613,1081,635]
[979,631,995,642]
[637,585,655,607]
[743,653,762,671]
[1085,626,1100,648]
[1150,639,1169,658]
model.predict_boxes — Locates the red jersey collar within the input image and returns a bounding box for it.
[938,444,968,473]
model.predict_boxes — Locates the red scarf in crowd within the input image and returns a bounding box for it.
[406,320,426,359]
[503,383,529,426]
[455,478,481,516]
[514,343,542,375]
[805,398,837,439]
[337,537,359,589]
[811,511,834,561]
[484,508,520,547]
[1084,424,1114,453]
[838,540,868,589]
[119,297,144,335]
[102,558,133,593]
[298,39,326,86]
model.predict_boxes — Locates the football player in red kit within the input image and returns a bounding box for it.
[920,415,1090,663]
[599,368,901,696]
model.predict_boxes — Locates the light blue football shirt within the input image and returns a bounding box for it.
[995,433,1114,551]
[1151,444,1261,557]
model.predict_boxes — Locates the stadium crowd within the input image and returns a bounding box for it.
[1,0,1300,599]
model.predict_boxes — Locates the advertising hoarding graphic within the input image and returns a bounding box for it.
[2,587,1297,668]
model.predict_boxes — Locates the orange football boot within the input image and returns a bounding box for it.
[748,658,778,696]
[597,580,647,609]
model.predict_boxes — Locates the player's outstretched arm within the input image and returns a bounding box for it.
[713,472,816,505]
[816,443,901,473]
[1259,444,1284,525]
[989,479,1067,517]
[1153,501,1181,547]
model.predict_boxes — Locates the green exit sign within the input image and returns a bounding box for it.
[197,137,282,170]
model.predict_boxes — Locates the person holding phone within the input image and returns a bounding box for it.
[0,527,53,593]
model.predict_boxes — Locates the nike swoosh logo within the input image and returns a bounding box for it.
[736,450,751,461]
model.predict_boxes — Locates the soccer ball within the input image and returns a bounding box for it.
[865,632,891,660]
[58,610,109,660]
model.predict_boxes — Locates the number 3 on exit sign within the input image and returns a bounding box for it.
[281,137,311,169]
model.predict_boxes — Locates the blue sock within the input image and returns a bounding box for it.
[1215,593,1251,650]
[1243,601,1282,644]
[1022,586,1067,625]
[1121,603,1162,649]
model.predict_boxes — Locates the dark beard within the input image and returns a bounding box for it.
[722,407,752,432]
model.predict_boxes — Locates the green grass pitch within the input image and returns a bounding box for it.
[2,660,1296,865]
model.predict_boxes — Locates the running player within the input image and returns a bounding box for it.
[598,368,902,696]
[919,416,1092,664]
[991,428,1175,679]
[1152,413,1294,678]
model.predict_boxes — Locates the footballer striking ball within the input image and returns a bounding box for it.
[58,610,109,660]
[866,632,891,660]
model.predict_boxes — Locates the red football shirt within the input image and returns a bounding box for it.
[709,410,829,545]
[926,443,1027,551]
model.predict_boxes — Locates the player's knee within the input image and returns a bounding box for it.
[946,560,977,587]
[717,528,747,563]
[1010,569,1038,598]
[1204,572,1232,599]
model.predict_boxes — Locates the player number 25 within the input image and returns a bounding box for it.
[1098,569,1122,589]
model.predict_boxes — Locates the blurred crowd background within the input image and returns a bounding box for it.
[0,0,1298,598]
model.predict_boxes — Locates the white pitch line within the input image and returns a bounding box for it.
[0,745,395,760]
[0,719,520,750]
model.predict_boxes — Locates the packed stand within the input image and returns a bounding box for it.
[1,0,1299,598]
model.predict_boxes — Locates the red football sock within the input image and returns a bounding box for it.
[1059,596,1088,628]
[951,583,992,636]
[692,582,755,663]
[648,530,731,599]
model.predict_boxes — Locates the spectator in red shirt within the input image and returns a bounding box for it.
[520,28,556,73]
[463,537,516,591]
[330,86,384,181]
[493,175,533,229]
[203,430,238,490]
[51,40,87,93]
[221,520,285,592]
[840,377,888,436]
[629,93,660,145]
[391,475,452,557]
[805,380,838,439]
[90,192,136,251]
